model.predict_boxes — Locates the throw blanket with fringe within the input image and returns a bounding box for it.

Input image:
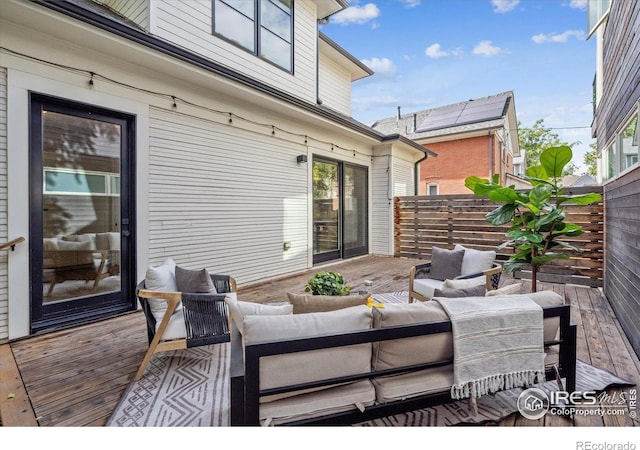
[434,294,545,414]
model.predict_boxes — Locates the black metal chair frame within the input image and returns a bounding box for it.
[231,304,576,426]
[135,274,236,380]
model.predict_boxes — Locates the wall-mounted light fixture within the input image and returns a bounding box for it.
[297,155,308,164]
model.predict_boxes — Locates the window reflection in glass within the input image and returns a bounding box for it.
[260,28,291,71]
[42,110,121,302]
[214,0,292,71]
[620,115,638,172]
[215,0,256,52]
[261,0,291,41]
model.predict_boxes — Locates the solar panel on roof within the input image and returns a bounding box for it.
[416,93,509,133]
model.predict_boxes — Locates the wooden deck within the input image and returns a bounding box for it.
[1,255,639,427]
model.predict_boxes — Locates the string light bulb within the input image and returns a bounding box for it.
[171,96,177,109]
[88,72,94,87]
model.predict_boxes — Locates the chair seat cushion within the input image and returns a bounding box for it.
[259,380,376,426]
[412,278,444,300]
[373,365,453,403]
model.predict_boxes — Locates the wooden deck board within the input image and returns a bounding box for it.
[0,344,38,426]
[2,256,638,427]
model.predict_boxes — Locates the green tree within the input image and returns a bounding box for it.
[519,119,580,175]
[583,142,598,177]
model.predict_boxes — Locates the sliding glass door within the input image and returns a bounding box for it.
[312,158,368,264]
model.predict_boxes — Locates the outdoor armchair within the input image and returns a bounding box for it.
[409,261,502,303]
[408,245,503,302]
[134,274,236,380]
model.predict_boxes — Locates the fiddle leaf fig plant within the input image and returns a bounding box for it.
[304,271,351,296]
[465,146,602,292]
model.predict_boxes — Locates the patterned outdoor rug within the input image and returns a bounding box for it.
[107,291,635,427]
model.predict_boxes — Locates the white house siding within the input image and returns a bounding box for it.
[371,153,392,256]
[148,107,309,285]
[393,157,415,198]
[0,68,8,341]
[318,51,351,116]
[96,0,150,29]
[370,146,418,257]
[151,0,318,103]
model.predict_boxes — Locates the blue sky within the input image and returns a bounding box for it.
[321,0,595,172]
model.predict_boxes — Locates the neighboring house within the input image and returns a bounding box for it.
[0,0,433,340]
[371,91,521,195]
[588,0,640,358]
[560,174,598,187]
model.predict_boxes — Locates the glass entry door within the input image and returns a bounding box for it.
[29,94,136,332]
[313,158,368,264]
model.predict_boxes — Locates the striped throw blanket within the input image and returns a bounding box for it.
[434,295,545,414]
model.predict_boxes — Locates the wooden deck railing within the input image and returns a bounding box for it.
[394,186,604,287]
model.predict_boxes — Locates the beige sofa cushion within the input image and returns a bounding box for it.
[371,302,452,371]
[527,291,565,342]
[286,292,370,314]
[373,365,453,403]
[486,283,523,296]
[242,306,373,396]
[225,296,292,335]
[259,380,375,426]
[443,276,485,289]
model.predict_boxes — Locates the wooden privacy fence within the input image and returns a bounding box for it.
[394,186,604,287]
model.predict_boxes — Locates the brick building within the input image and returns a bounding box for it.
[371,91,521,195]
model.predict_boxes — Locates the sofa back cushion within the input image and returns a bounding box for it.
[286,292,370,314]
[242,306,373,395]
[527,291,565,342]
[371,302,453,371]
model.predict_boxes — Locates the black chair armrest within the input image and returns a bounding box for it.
[413,262,433,279]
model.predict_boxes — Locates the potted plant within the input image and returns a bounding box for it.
[304,271,351,296]
[464,146,602,292]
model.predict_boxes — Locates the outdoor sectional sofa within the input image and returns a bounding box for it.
[228,291,577,426]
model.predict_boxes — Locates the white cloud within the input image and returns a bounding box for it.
[491,0,519,13]
[361,57,397,76]
[531,30,586,43]
[399,0,421,7]
[473,40,503,56]
[425,43,449,59]
[569,0,588,10]
[331,3,380,25]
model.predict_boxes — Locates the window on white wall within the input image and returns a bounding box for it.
[213,0,293,72]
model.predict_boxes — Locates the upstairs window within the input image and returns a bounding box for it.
[213,0,293,72]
